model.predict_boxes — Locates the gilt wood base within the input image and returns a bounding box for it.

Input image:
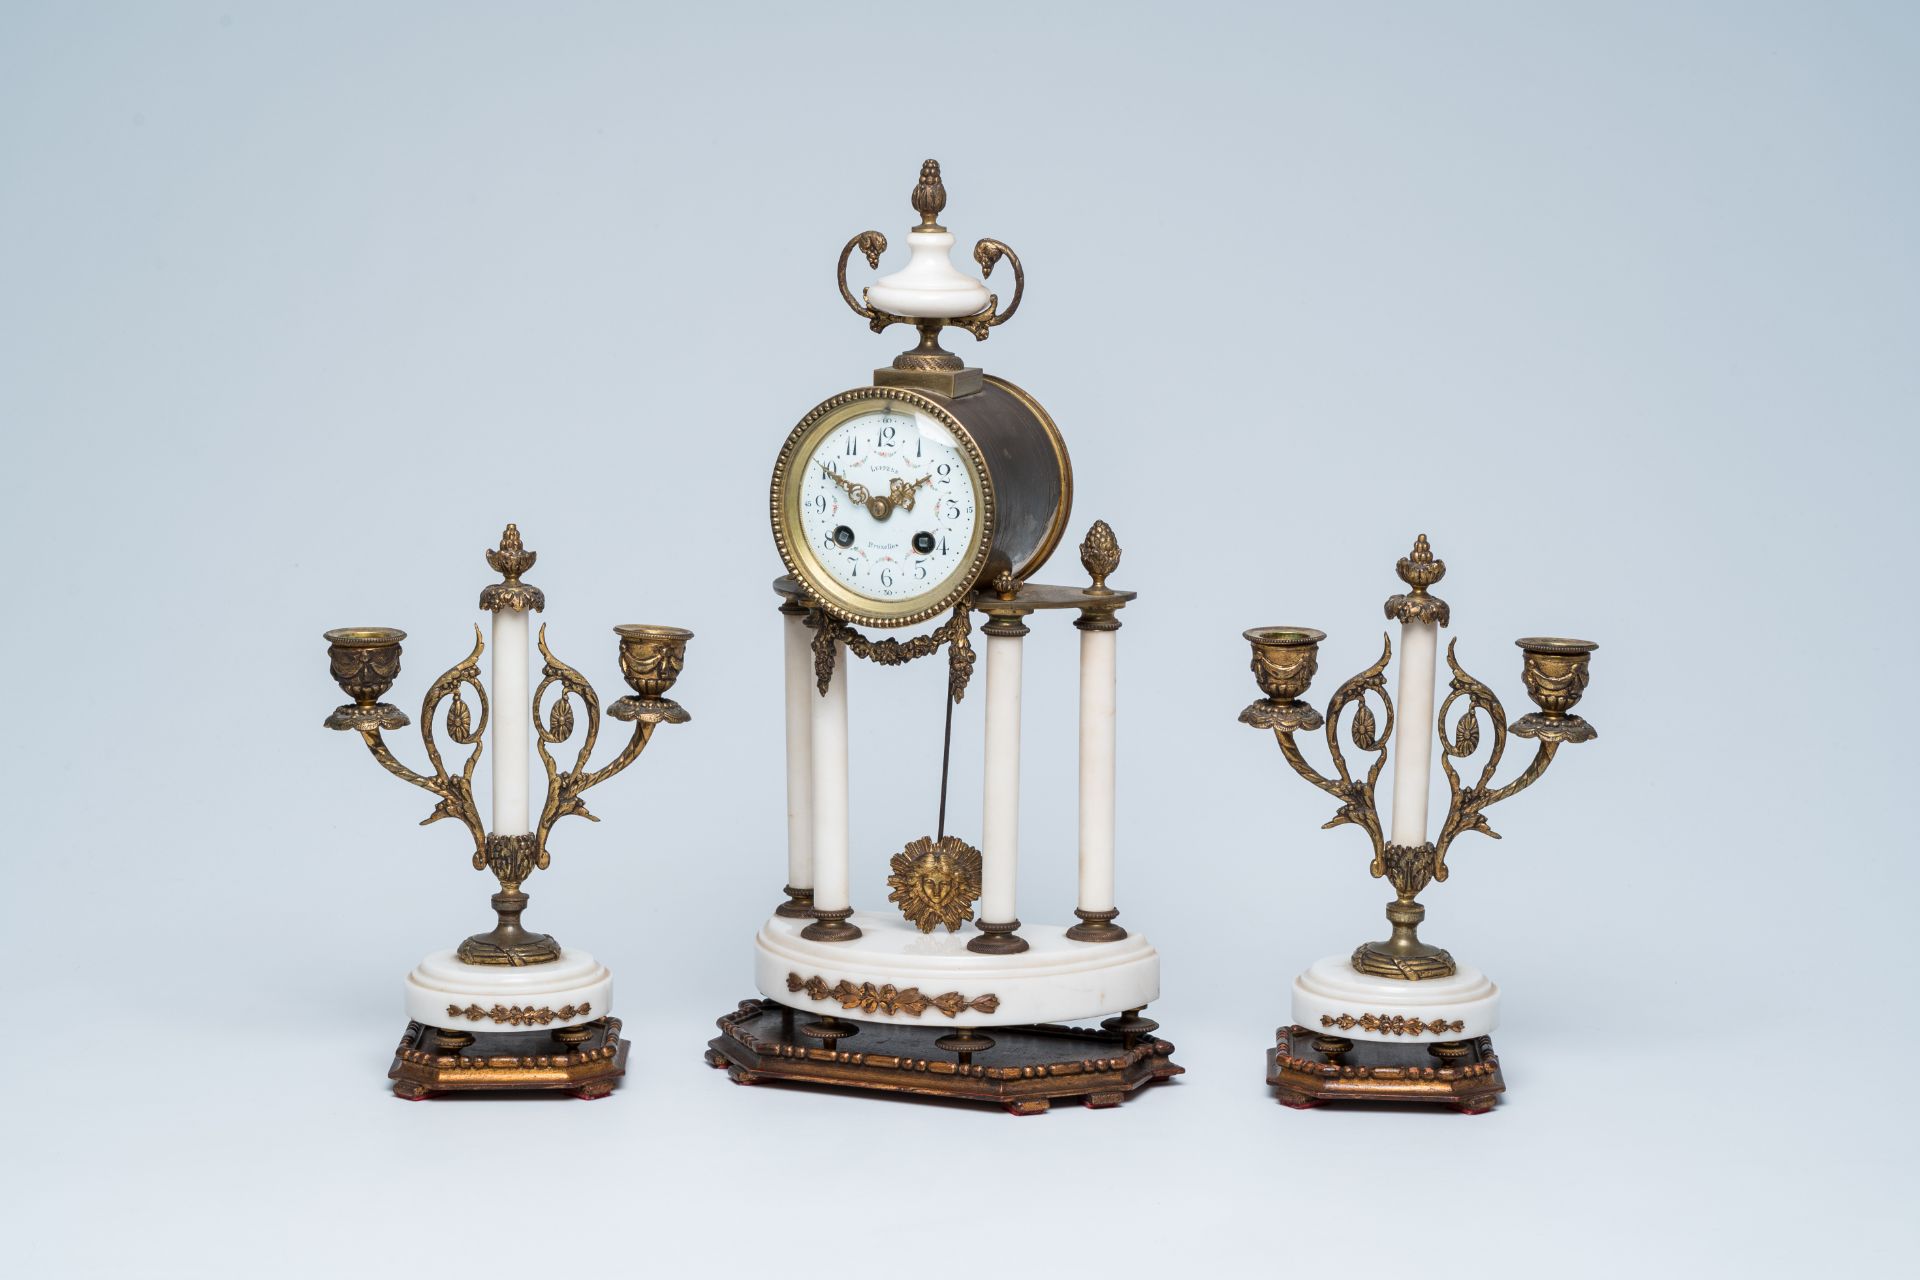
[1267,1024,1504,1113]
[706,998,1183,1114]
[388,1017,629,1099]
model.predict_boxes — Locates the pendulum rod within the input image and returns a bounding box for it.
[936,680,956,840]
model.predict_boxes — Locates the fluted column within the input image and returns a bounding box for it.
[775,598,814,918]
[970,606,1031,954]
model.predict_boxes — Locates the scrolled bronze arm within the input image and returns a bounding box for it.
[353,628,490,863]
[836,230,889,327]
[1258,634,1395,875]
[1432,639,1561,880]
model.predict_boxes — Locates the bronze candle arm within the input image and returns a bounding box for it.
[323,626,490,862]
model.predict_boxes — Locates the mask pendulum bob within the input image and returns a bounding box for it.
[1240,536,1599,1112]
[702,160,1183,1113]
[322,525,693,1099]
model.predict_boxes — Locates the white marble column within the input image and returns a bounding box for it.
[777,601,814,917]
[1386,535,1449,850]
[1067,610,1127,941]
[971,611,1030,954]
[801,636,858,940]
[490,606,530,836]
[1387,618,1438,847]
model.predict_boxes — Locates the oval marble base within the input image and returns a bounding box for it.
[405,948,611,1031]
[1291,953,1499,1043]
[755,913,1159,1028]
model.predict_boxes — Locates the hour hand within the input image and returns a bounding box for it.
[819,461,871,506]
[889,474,932,512]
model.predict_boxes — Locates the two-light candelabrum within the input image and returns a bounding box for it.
[1241,535,1597,1111]
[323,524,691,1098]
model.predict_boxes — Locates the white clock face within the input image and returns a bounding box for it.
[796,407,980,603]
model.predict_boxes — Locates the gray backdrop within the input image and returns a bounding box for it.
[3,2,1910,1275]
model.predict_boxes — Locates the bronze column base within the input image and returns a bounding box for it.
[967,918,1029,954]
[801,906,862,942]
[1065,907,1128,942]
[457,889,562,966]
[774,884,814,919]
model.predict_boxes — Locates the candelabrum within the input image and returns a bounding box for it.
[323,524,691,1098]
[1241,535,1596,1111]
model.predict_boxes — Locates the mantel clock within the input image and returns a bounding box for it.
[706,160,1182,1113]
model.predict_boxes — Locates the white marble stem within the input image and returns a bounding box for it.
[980,630,1024,923]
[490,607,530,836]
[781,609,814,893]
[809,642,850,914]
[1076,627,1117,914]
[1388,619,1438,847]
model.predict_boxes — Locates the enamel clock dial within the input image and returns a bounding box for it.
[772,379,1071,628]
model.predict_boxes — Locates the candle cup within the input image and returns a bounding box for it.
[608,625,694,725]
[1239,627,1327,732]
[322,627,411,731]
[1512,637,1599,743]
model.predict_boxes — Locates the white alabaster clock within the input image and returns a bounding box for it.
[707,160,1182,1114]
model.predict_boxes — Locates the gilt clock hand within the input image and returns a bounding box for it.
[819,461,872,508]
[889,475,933,513]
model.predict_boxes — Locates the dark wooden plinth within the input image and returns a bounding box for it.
[389,1017,629,1099]
[1267,1024,1504,1113]
[706,999,1183,1114]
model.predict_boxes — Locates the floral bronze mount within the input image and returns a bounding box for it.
[323,525,694,966]
[1240,536,1600,981]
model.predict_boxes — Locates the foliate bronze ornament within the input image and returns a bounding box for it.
[886,835,983,933]
[1383,533,1449,627]
[1319,1013,1466,1037]
[478,523,546,614]
[809,604,974,702]
[785,973,999,1019]
[446,1002,592,1026]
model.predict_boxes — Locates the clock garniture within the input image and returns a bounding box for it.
[706,160,1182,1113]
[323,524,692,1098]
[1241,536,1597,1111]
